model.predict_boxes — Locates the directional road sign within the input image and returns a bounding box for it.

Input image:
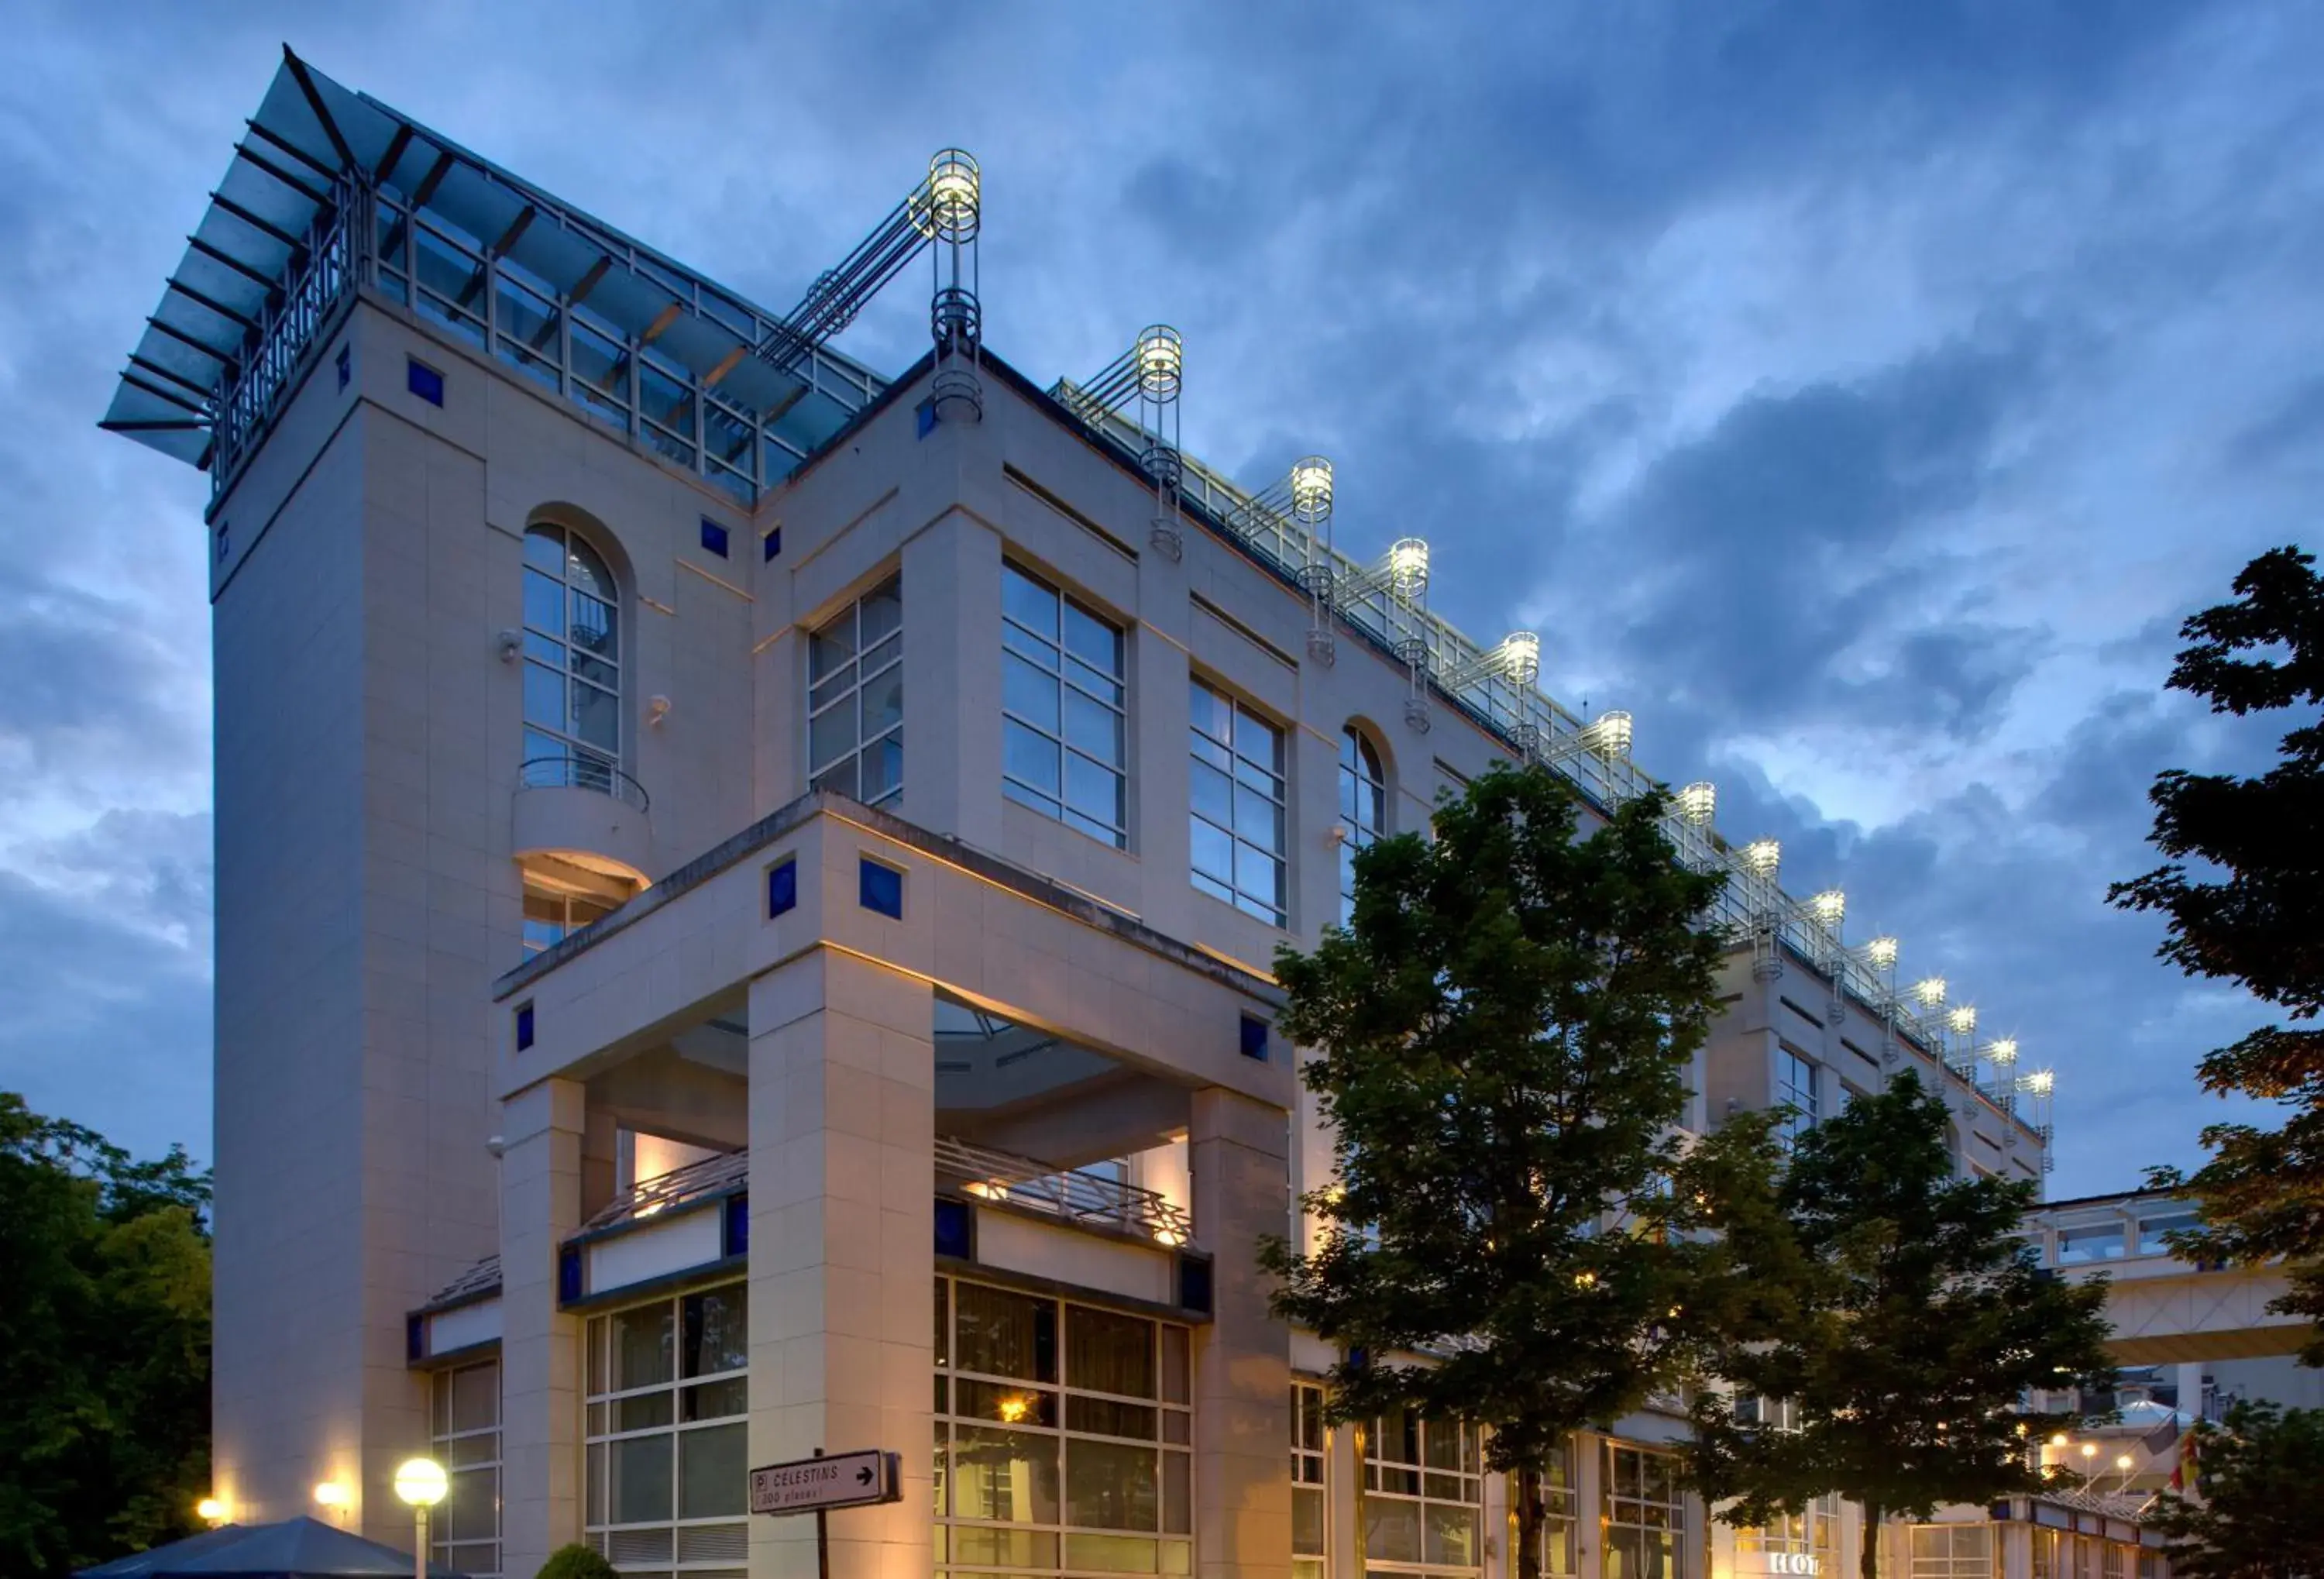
[749,1450,901,1517]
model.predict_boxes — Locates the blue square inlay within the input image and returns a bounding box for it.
[557,1244,583,1305]
[724,1193,750,1258]
[1177,1253,1214,1315]
[916,398,937,437]
[215,525,229,563]
[859,858,902,919]
[768,858,797,917]
[515,1002,535,1051]
[407,358,444,406]
[700,518,731,558]
[762,526,782,562]
[405,1312,425,1363]
[934,1197,974,1260]
[1239,1014,1270,1061]
[335,344,350,392]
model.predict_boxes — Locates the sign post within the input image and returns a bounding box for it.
[749,1445,902,1579]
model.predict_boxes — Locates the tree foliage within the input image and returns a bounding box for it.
[2144,1401,2324,1579]
[1687,1071,2118,1579]
[0,1092,212,1577]
[1260,764,1738,1579]
[537,1543,622,1579]
[2109,545,2324,1362]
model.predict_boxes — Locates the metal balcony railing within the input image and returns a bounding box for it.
[519,755,651,812]
[936,1136,1193,1246]
[582,1148,748,1233]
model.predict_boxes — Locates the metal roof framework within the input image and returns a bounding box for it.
[103,47,886,507]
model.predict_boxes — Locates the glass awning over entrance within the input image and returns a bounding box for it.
[103,47,886,505]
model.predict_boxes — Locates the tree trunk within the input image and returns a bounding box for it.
[1514,1465,1543,1579]
[1860,1502,1882,1579]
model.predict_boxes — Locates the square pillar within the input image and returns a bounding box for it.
[747,948,935,1579]
[1191,1085,1294,1579]
[499,1076,586,1579]
[1574,1433,1605,1579]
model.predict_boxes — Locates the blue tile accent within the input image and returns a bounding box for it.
[335,344,351,392]
[762,526,782,562]
[1239,1014,1270,1061]
[859,858,902,919]
[557,1244,583,1306]
[767,858,798,917]
[724,1193,750,1258]
[1177,1252,1214,1315]
[700,518,731,558]
[933,1197,975,1260]
[407,357,444,406]
[515,1002,535,1051]
[215,524,229,563]
[406,1312,425,1363]
[916,398,937,437]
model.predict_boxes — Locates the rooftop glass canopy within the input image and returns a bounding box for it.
[102,48,885,505]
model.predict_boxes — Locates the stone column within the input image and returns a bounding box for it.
[1573,1433,1605,1579]
[499,1076,586,1579]
[1191,1085,1294,1579]
[747,948,936,1579]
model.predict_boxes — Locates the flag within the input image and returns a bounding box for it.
[2166,1428,2199,1497]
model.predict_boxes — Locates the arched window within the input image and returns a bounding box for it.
[1338,727,1386,924]
[522,521,621,792]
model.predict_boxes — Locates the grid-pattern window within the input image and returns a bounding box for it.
[523,523,621,791]
[1604,1442,1687,1579]
[431,1360,500,1579]
[2137,1550,2165,1579]
[2032,1529,2062,1579]
[1002,564,1128,847]
[1363,1408,1483,1579]
[934,1277,1193,1579]
[1735,1493,1836,1574]
[1776,1049,1818,1147]
[808,575,903,807]
[1512,1439,1577,1578]
[1190,679,1287,924]
[1909,1525,1993,1579]
[522,879,615,958]
[2102,1546,2130,1579]
[1293,1383,1329,1579]
[2056,1221,2129,1264]
[2135,1212,2198,1256]
[583,1283,750,1577]
[1339,728,1386,924]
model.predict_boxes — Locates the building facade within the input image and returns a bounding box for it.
[109,53,2068,1579]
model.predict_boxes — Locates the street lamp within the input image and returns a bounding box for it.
[196,1496,229,1525]
[393,1457,448,1579]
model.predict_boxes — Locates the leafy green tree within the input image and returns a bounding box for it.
[2145,1400,2324,1579]
[1260,764,1741,1579]
[2109,545,2324,1363]
[537,1543,621,1579]
[0,1092,211,1577]
[1687,1071,2118,1579]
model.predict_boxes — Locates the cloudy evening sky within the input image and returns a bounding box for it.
[4,2,2319,1195]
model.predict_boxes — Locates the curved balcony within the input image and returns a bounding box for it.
[512,755,654,885]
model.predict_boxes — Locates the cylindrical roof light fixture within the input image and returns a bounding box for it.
[923,148,982,242]
[1678,781,1716,827]
[1948,1004,1978,1037]
[1501,631,1541,687]
[1865,935,1899,969]
[1811,889,1846,928]
[1988,1037,2019,1066]
[1290,456,1333,525]
[394,1458,448,1508]
[1136,325,1184,402]
[1741,839,1780,879]
[1911,975,1948,1008]
[1590,710,1634,758]
[1388,537,1430,602]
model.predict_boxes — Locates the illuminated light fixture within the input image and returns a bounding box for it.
[1136,325,1184,401]
[923,148,982,242]
[1989,1038,2020,1066]
[1388,538,1430,600]
[998,1395,1033,1424]
[2115,1453,2134,1471]
[1948,1005,1978,1037]
[196,1497,229,1524]
[1290,456,1334,523]
[1911,975,1948,1009]
[962,1180,1010,1201]
[313,1481,349,1509]
[1810,889,1846,927]
[1678,781,1716,827]
[1741,839,1781,879]
[1502,631,1541,688]
[1865,936,1899,969]
[1153,1226,1184,1247]
[2079,1443,2098,1460]
[1573,1270,1598,1289]
[2050,1433,2071,1448]
[394,1457,448,1508]
[1588,710,1634,759]
[2023,1068,2055,1096]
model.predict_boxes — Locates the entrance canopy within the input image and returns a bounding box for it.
[77,1516,465,1578]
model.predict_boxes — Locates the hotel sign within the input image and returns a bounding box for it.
[748,1449,901,1516]
[1746,1557,1821,1577]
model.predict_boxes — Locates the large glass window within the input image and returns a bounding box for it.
[1189,679,1287,924]
[583,1283,750,1577]
[935,1278,1193,1579]
[1776,1049,1818,1147]
[807,575,903,807]
[523,523,621,791]
[1363,1408,1482,1579]
[1909,1525,1992,1579]
[2135,1211,2199,1257]
[2056,1220,2129,1264]
[1604,1442,1687,1579]
[522,878,616,958]
[1293,1383,1330,1579]
[1002,564,1128,848]
[431,1360,501,1579]
[1512,1440,1576,1579]
[1735,1494,1836,1577]
[1339,728,1386,925]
